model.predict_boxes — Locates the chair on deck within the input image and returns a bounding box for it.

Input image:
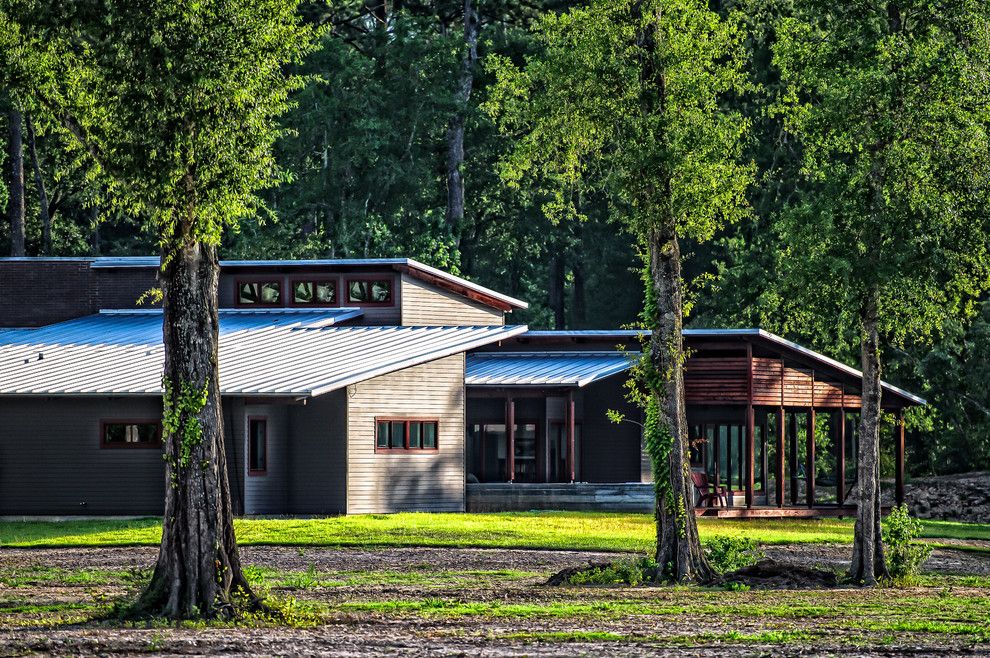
[691,470,728,508]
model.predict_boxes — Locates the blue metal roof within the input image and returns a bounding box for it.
[0,311,527,397]
[466,351,637,387]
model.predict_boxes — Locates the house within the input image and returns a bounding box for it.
[0,257,924,518]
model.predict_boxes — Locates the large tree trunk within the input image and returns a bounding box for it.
[6,108,25,256]
[443,0,479,247]
[645,224,714,583]
[25,115,52,255]
[849,290,890,585]
[549,253,566,329]
[134,239,256,618]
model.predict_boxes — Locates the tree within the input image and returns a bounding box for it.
[0,0,314,617]
[486,0,753,581]
[5,102,24,256]
[772,1,990,585]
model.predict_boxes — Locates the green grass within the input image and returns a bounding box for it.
[0,512,987,552]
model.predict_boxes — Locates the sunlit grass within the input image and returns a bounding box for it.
[0,512,987,552]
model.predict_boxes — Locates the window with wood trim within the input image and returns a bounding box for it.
[292,279,337,306]
[347,278,392,304]
[101,420,161,448]
[238,281,281,306]
[248,417,268,475]
[375,418,438,452]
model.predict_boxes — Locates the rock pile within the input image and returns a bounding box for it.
[891,471,990,523]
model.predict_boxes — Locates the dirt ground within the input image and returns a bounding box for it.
[1,544,989,657]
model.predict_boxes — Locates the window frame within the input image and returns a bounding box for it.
[289,277,340,308]
[235,278,284,308]
[374,417,440,453]
[99,419,163,449]
[247,415,269,476]
[345,277,394,306]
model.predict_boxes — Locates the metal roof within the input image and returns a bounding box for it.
[0,311,527,397]
[0,256,529,310]
[466,351,637,387]
[496,329,925,405]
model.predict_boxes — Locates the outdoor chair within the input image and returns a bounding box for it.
[691,470,728,508]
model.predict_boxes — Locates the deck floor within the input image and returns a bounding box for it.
[694,504,859,518]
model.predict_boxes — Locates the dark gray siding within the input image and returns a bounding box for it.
[287,391,347,515]
[580,376,643,483]
[0,397,165,515]
[242,404,290,515]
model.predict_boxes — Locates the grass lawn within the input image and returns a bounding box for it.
[1,512,988,551]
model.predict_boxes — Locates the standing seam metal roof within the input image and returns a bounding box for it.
[0,310,527,396]
[466,351,637,387]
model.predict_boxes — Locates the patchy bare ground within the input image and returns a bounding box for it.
[1,544,989,657]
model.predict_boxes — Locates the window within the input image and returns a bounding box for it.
[248,417,267,475]
[347,278,392,304]
[101,421,161,448]
[238,281,281,306]
[375,418,438,452]
[292,279,337,306]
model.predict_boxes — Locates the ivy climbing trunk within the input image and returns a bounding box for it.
[849,290,890,585]
[645,222,714,583]
[136,238,256,618]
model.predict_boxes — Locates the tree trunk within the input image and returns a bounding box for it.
[25,115,52,255]
[443,0,479,247]
[549,253,566,329]
[6,108,25,256]
[572,247,587,327]
[645,224,714,583]
[849,290,890,585]
[134,240,257,618]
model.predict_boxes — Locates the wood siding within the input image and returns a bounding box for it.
[400,274,504,326]
[345,354,466,513]
[684,357,749,404]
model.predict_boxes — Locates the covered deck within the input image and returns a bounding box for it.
[464,330,925,517]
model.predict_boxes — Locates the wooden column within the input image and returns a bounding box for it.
[896,408,905,506]
[789,413,798,505]
[837,408,846,506]
[506,397,515,483]
[776,407,785,508]
[806,408,816,508]
[566,389,576,483]
[745,343,755,508]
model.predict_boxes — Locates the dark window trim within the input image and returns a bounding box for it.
[235,278,284,308]
[374,417,440,453]
[100,419,163,449]
[289,277,340,308]
[247,415,268,476]
[345,277,394,307]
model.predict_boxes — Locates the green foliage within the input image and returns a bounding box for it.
[703,536,765,574]
[161,379,209,471]
[566,556,659,586]
[882,505,933,585]
[0,0,317,253]
[770,1,990,347]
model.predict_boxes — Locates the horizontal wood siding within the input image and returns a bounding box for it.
[287,391,347,514]
[749,357,862,408]
[684,357,749,404]
[0,397,165,515]
[242,404,289,515]
[346,354,466,513]
[400,274,504,326]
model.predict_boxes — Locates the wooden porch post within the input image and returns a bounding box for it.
[896,408,905,506]
[506,397,515,483]
[566,389,576,483]
[806,408,816,508]
[837,407,846,507]
[789,413,798,505]
[746,343,755,508]
[776,407,785,508]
